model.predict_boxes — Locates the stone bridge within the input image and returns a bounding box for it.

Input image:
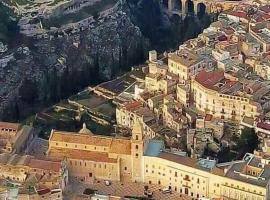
[162,0,242,16]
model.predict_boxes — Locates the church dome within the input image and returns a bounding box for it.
[79,123,93,135]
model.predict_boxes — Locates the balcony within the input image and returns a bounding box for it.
[183,176,191,181]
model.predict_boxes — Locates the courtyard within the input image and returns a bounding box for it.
[65,177,192,200]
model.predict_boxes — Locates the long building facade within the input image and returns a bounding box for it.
[47,123,145,183]
[190,70,261,121]
[47,122,270,200]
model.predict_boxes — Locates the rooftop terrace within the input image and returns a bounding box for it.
[225,153,270,187]
[169,48,202,67]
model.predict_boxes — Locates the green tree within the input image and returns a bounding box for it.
[237,127,259,155]
[92,11,99,20]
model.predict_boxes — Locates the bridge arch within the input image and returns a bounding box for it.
[174,0,183,12]
[167,0,183,13]
[162,0,169,9]
[165,0,211,16]
[196,2,206,17]
[185,0,194,15]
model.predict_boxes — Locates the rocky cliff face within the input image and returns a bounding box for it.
[0,0,212,121]
[0,0,149,121]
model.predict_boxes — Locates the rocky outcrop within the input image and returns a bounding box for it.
[0,0,212,121]
[0,0,149,121]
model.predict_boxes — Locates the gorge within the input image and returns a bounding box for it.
[0,0,213,121]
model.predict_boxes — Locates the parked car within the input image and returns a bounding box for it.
[144,190,153,195]
[104,180,111,186]
[161,187,172,194]
[146,191,153,198]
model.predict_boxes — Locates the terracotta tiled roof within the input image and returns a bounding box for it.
[48,148,118,163]
[50,130,131,155]
[37,188,51,195]
[211,167,224,176]
[0,122,20,131]
[159,152,197,168]
[205,114,213,122]
[195,70,224,90]
[28,158,62,173]
[109,139,131,155]
[123,101,142,111]
[257,122,270,131]
[228,11,248,20]
[50,131,112,147]
[260,5,270,13]
[218,35,227,41]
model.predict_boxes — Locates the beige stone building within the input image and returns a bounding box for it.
[116,100,155,130]
[145,73,178,95]
[0,153,68,189]
[250,21,270,53]
[191,70,260,121]
[47,122,145,183]
[176,81,190,106]
[0,152,67,200]
[162,101,187,133]
[143,151,267,200]
[168,48,205,81]
[0,122,34,154]
[46,121,270,199]
[254,56,270,80]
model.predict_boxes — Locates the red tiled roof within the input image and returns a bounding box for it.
[263,14,270,20]
[195,70,224,90]
[257,122,270,131]
[218,35,227,41]
[205,114,213,122]
[124,101,142,111]
[252,12,270,23]
[37,188,51,195]
[28,158,62,173]
[223,80,238,89]
[260,5,270,14]
[211,167,224,176]
[254,13,270,23]
[228,11,248,20]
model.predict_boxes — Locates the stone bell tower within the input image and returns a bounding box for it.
[131,120,144,182]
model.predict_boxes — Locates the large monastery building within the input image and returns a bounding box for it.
[47,122,270,200]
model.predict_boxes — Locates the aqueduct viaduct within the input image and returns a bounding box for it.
[162,0,242,16]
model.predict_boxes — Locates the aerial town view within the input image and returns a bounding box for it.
[1,0,270,199]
